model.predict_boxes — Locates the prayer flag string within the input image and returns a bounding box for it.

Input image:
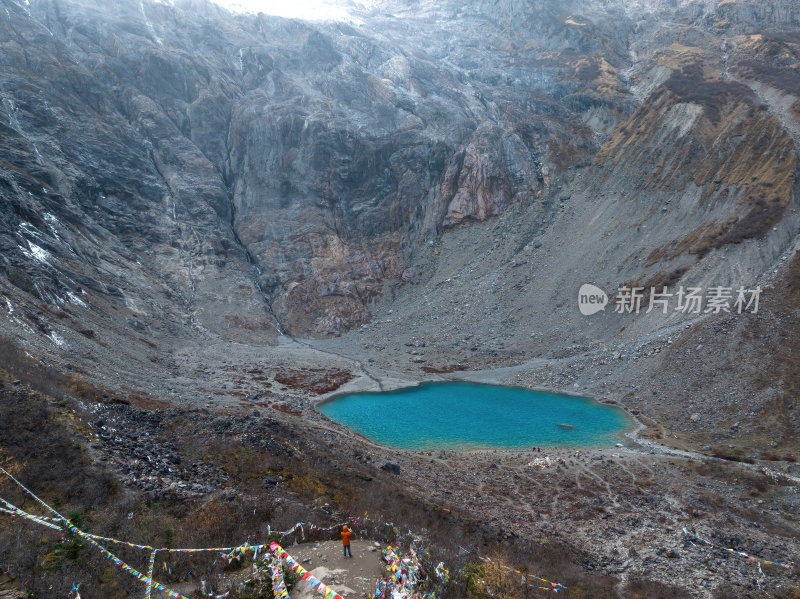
[0,465,369,599]
[478,555,567,592]
[682,529,794,569]
[271,542,345,599]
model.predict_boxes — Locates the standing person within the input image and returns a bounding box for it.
[341,524,352,558]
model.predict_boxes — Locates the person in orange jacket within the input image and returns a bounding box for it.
[341,524,352,558]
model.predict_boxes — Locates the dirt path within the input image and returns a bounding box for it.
[284,539,386,599]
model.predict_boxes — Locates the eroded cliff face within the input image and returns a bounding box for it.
[218,0,635,335]
[0,0,799,376]
[0,0,630,343]
[597,67,795,263]
[589,8,800,301]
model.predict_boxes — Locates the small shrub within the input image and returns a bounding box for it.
[68,511,84,528]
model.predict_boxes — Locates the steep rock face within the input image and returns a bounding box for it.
[0,0,278,365]
[590,10,800,306]
[3,0,615,349]
[710,0,800,30]
[224,67,455,334]
[441,123,542,227]
[596,66,796,264]
[215,0,646,333]
[185,1,637,336]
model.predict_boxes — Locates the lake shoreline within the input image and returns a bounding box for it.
[318,380,634,451]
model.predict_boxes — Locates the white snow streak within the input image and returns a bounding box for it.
[43,213,61,238]
[67,292,88,308]
[140,1,163,45]
[18,242,49,264]
[48,331,65,346]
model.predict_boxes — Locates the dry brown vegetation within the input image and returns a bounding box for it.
[665,63,756,124]
[641,267,690,294]
[421,364,469,374]
[736,60,800,96]
[601,58,796,266]
[273,368,353,394]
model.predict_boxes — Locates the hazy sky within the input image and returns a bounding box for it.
[211,0,366,20]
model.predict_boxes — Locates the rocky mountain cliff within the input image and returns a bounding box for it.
[1,0,799,393]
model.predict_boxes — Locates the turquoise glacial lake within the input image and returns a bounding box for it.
[319,381,632,450]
